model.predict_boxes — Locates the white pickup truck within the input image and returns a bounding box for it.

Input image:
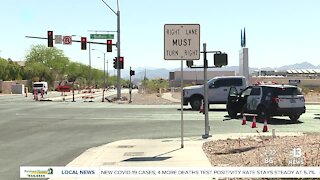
[183,76,247,110]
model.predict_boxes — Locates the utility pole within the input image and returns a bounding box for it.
[101,0,121,99]
[117,8,121,99]
[106,59,109,88]
[129,66,132,103]
[89,43,92,90]
[103,52,106,102]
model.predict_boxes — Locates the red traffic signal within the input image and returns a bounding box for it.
[47,31,53,47]
[81,37,87,50]
[107,40,112,52]
[119,57,124,69]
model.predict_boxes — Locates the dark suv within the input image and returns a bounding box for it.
[227,84,306,122]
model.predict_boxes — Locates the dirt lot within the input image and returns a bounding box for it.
[107,92,179,105]
[203,133,320,167]
[304,92,320,103]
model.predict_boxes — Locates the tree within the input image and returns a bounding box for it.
[7,59,23,80]
[25,44,70,82]
[0,58,23,81]
[141,78,168,93]
[0,58,9,80]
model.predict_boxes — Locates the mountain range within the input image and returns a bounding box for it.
[122,62,320,81]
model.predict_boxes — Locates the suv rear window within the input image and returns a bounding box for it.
[33,84,44,87]
[274,87,302,96]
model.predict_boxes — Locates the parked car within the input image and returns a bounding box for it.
[227,84,306,122]
[183,76,247,110]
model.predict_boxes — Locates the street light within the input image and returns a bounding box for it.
[92,49,108,102]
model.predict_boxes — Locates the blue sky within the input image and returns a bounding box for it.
[1,0,320,70]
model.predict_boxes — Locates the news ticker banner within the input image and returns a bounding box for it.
[20,166,320,178]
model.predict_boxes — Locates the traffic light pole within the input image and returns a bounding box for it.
[100,0,121,99]
[188,45,222,139]
[89,42,92,91]
[202,43,210,139]
[116,10,121,99]
[129,66,132,103]
[102,52,106,102]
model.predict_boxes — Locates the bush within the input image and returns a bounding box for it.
[142,78,168,93]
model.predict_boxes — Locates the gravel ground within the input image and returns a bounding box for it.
[203,133,320,167]
[304,92,320,102]
[107,93,179,105]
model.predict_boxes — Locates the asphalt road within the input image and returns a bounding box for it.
[0,94,319,179]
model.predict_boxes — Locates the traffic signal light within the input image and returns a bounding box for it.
[119,57,124,69]
[47,31,53,47]
[113,58,117,69]
[107,40,112,52]
[130,70,135,76]
[81,37,87,50]
[214,53,228,67]
[186,60,193,68]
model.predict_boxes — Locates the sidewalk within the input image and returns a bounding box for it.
[49,137,211,180]
[48,132,304,180]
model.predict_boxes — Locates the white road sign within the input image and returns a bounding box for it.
[164,24,200,60]
[55,35,62,44]
[63,36,72,45]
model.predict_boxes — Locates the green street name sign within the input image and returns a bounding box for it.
[90,34,114,39]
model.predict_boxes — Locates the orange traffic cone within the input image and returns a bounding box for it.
[41,89,44,99]
[242,114,247,125]
[199,100,204,113]
[252,116,257,128]
[34,89,38,101]
[262,118,268,132]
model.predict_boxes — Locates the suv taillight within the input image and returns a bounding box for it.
[272,96,279,103]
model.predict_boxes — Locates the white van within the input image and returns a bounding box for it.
[33,82,48,94]
[183,76,247,110]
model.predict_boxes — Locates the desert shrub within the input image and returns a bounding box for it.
[142,78,168,93]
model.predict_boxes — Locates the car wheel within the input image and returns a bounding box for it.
[227,103,237,119]
[289,114,300,123]
[190,96,202,111]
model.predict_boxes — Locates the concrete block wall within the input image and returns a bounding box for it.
[0,80,28,94]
